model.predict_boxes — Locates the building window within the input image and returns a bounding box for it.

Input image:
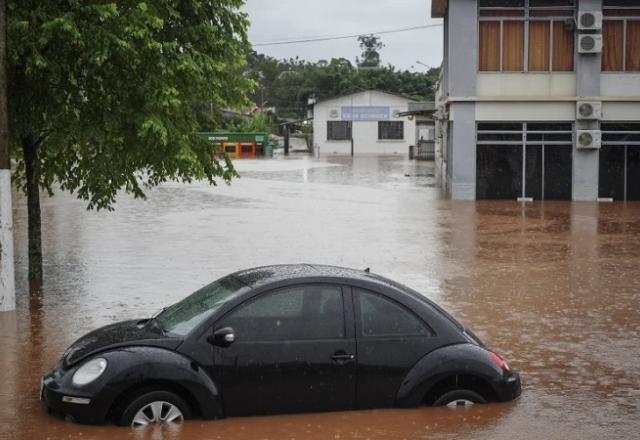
[602,1,640,72]
[378,121,404,140]
[600,123,640,200]
[327,121,351,140]
[476,122,573,200]
[478,0,575,72]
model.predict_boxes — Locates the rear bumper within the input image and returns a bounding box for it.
[493,371,522,402]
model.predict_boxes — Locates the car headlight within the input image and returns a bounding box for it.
[72,358,108,386]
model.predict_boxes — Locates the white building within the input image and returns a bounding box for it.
[312,90,418,156]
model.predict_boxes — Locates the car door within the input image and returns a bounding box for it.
[211,284,356,417]
[353,287,440,409]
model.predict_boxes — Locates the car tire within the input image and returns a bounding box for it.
[433,389,486,407]
[117,389,191,427]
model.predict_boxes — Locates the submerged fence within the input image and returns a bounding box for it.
[411,140,435,161]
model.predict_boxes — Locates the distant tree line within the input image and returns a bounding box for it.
[242,35,440,121]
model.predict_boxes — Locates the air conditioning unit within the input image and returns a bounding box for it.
[578,34,603,54]
[576,101,602,120]
[576,130,602,150]
[577,11,603,31]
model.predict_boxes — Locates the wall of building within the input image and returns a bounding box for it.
[602,102,640,120]
[446,0,477,97]
[434,0,640,201]
[449,102,476,200]
[312,91,416,156]
[572,0,602,201]
[601,74,640,97]
[475,102,574,121]
[476,74,576,97]
[443,0,478,199]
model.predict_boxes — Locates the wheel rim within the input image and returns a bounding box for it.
[446,399,475,408]
[131,401,184,428]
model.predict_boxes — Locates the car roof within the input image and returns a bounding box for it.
[230,264,398,290]
[229,264,465,332]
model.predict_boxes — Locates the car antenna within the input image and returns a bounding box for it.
[364,267,370,273]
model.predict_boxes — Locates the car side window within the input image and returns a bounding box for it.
[356,289,432,337]
[218,285,344,342]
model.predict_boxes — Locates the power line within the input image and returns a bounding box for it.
[252,23,443,47]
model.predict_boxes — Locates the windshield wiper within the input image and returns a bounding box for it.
[152,306,167,318]
[146,315,166,336]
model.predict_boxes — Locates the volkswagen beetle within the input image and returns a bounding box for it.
[41,264,521,427]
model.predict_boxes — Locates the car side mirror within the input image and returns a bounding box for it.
[207,327,235,347]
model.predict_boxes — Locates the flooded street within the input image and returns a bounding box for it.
[1,154,639,439]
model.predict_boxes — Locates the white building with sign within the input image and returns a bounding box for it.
[311,90,418,155]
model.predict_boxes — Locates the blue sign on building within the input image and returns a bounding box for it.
[341,106,390,121]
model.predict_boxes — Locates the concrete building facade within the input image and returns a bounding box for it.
[312,90,417,156]
[432,0,640,201]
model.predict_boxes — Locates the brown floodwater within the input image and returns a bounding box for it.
[1,155,639,439]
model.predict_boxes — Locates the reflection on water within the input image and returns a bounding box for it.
[1,156,639,439]
[236,155,437,189]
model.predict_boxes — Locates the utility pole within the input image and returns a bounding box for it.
[0,0,15,312]
[350,122,354,157]
[283,124,289,156]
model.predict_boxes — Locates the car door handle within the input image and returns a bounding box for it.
[331,353,355,363]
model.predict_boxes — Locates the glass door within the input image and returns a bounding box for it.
[599,146,625,200]
[626,147,640,201]
[600,145,640,201]
[476,145,523,199]
[544,145,572,200]
[525,145,542,200]
[476,122,573,200]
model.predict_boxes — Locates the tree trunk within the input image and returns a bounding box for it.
[22,140,42,292]
[0,0,16,311]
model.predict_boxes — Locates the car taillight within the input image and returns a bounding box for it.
[489,351,510,373]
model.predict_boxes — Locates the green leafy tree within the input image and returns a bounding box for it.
[224,112,276,133]
[356,34,384,69]
[247,51,439,120]
[7,0,252,289]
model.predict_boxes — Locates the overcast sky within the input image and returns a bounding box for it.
[242,0,443,72]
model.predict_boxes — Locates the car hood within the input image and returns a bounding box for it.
[62,319,182,368]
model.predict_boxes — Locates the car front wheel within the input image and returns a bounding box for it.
[433,389,486,407]
[118,389,191,428]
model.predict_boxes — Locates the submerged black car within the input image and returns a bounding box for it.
[41,264,521,427]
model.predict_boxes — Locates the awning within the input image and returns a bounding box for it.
[397,102,436,118]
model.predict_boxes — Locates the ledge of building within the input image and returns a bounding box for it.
[398,101,437,118]
[444,96,640,103]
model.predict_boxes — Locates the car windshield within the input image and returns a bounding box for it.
[155,275,247,337]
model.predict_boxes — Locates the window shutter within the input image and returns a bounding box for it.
[479,22,501,71]
[602,20,624,71]
[528,21,551,71]
[502,21,525,71]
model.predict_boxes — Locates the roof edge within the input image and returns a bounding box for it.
[313,89,419,106]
